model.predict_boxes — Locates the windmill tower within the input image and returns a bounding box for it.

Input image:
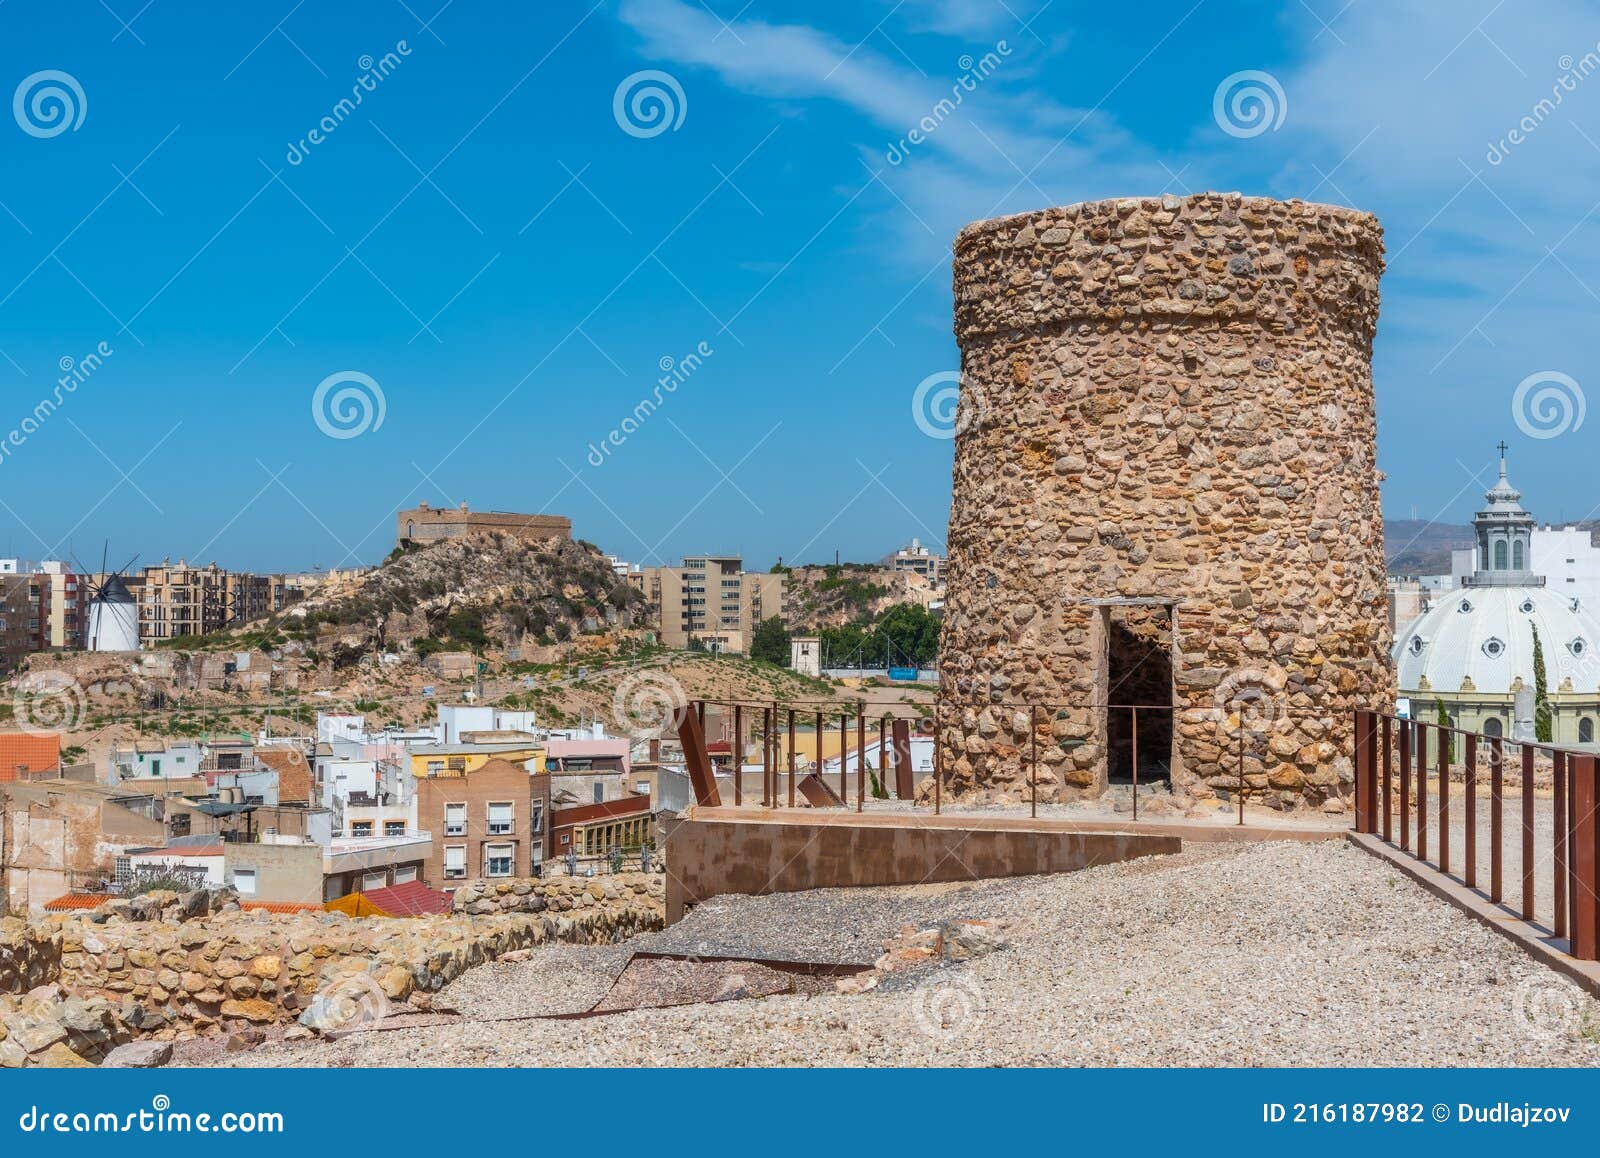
[82,545,141,652]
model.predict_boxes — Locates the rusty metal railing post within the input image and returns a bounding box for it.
[1381,714,1393,843]
[878,714,888,802]
[1131,705,1140,823]
[1464,732,1477,889]
[1490,736,1504,904]
[1030,704,1039,820]
[1555,749,1567,940]
[733,704,743,806]
[1353,709,1372,835]
[1398,718,1411,851]
[1236,724,1245,826]
[789,710,798,810]
[1437,720,1449,874]
[934,705,942,815]
[839,711,849,804]
[1416,722,1429,862]
[1522,742,1536,922]
[1570,754,1598,960]
[856,705,866,814]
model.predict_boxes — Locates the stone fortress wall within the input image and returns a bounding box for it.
[937,193,1394,810]
[397,502,572,549]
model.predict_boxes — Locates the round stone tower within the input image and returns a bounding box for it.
[938,193,1393,810]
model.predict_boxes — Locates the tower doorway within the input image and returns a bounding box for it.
[1104,604,1174,785]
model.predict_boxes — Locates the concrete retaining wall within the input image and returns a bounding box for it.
[663,813,1180,922]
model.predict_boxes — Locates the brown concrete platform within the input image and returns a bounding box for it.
[664,808,1190,923]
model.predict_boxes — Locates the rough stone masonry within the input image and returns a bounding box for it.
[937,193,1393,809]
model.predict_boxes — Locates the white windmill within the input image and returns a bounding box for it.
[80,544,141,652]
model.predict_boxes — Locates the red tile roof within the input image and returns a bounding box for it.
[43,893,115,911]
[254,747,312,804]
[551,795,653,826]
[0,732,61,782]
[356,880,452,917]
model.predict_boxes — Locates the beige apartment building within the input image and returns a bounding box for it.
[137,562,295,641]
[631,555,785,653]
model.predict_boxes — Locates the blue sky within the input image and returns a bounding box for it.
[0,0,1596,573]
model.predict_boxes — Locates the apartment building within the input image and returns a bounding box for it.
[631,554,785,653]
[883,537,946,587]
[0,573,47,671]
[136,561,295,641]
[413,757,551,885]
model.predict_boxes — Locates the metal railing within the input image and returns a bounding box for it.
[1352,708,1600,960]
[677,696,1296,823]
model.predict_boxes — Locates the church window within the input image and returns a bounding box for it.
[1494,541,1508,569]
[1482,637,1505,658]
[1572,639,1587,657]
[1409,636,1425,655]
[1513,541,1525,570]
[1582,718,1595,744]
[1483,717,1503,737]
[1458,599,1473,613]
[1520,599,1535,614]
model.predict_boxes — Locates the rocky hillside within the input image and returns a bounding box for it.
[781,564,935,631]
[283,533,646,661]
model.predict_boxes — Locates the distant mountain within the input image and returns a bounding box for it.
[1383,519,1472,577]
[1383,518,1600,576]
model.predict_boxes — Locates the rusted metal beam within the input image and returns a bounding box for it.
[856,707,866,815]
[892,718,913,800]
[676,701,722,807]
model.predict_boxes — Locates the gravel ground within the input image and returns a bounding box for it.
[223,840,1600,1067]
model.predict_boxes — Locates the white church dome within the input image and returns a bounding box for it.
[1394,586,1600,696]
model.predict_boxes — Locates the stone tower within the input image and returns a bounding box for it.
[937,193,1393,810]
